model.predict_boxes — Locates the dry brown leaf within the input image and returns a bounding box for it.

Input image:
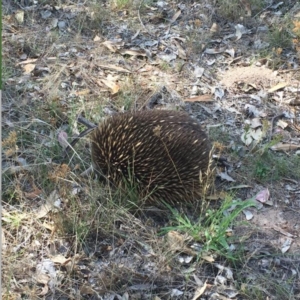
[42,222,55,231]
[36,190,61,218]
[2,229,7,252]
[24,186,42,200]
[93,35,101,42]
[184,95,213,102]
[277,119,288,129]
[36,273,50,285]
[250,118,262,128]
[210,22,220,33]
[36,203,53,219]
[192,281,207,300]
[101,79,120,94]
[201,254,215,263]
[15,10,24,24]
[273,225,295,238]
[16,58,38,65]
[270,142,300,151]
[268,82,288,93]
[38,284,49,296]
[75,89,91,96]
[194,19,202,28]
[241,131,252,146]
[51,254,70,264]
[97,64,131,73]
[119,49,147,57]
[102,40,118,52]
[166,231,193,253]
[170,10,181,24]
[204,47,226,54]
[172,39,186,60]
[23,63,36,74]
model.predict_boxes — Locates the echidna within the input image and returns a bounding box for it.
[91,110,211,205]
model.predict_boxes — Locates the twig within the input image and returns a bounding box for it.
[63,115,97,160]
[63,127,96,160]
[77,115,97,129]
[252,3,274,19]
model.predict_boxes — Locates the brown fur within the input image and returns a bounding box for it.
[91,110,211,204]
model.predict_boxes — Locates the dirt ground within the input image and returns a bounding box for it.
[2,0,300,299]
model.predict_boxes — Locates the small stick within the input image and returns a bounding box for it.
[63,115,97,160]
[77,115,97,129]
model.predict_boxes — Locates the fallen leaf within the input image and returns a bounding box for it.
[226,184,252,190]
[192,281,207,300]
[172,39,186,59]
[250,128,263,141]
[210,22,219,33]
[201,255,215,263]
[51,254,70,264]
[204,47,226,54]
[184,95,213,102]
[256,188,270,203]
[171,289,183,297]
[23,63,36,74]
[218,172,235,182]
[102,40,119,52]
[2,230,7,252]
[24,185,42,199]
[101,78,120,94]
[93,35,101,42]
[270,143,300,151]
[281,238,293,253]
[97,64,131,73]
[75,89,91,96]
[16,58,38,65]
[235,24,249,40]
[273,225,295,238]
[119,49,147,57]
[38,284,49,296]
[277,119,288,129]
[250,118,262,129]
[268,82,288,93]
[170,10,181,24]
[166,231,186,251]
[241,131,252,146]
[15,10,24,24]
[36,190,61,218]
[242,210,253,220]
[42,222,55,231]
[157,52,177,62]
[193,66,204,78]
[51,18,58,29]
[225,48,235,57]
[36,203,53,219]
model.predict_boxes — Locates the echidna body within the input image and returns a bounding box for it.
[91,110,211,204]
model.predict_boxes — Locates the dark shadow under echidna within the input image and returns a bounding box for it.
[91,110,211,205]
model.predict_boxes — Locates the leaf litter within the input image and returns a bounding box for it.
[2,0,300,299]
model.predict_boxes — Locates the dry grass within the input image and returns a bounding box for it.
[2,0,300,299]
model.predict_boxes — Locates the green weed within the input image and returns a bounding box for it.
[161,195,257,257]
